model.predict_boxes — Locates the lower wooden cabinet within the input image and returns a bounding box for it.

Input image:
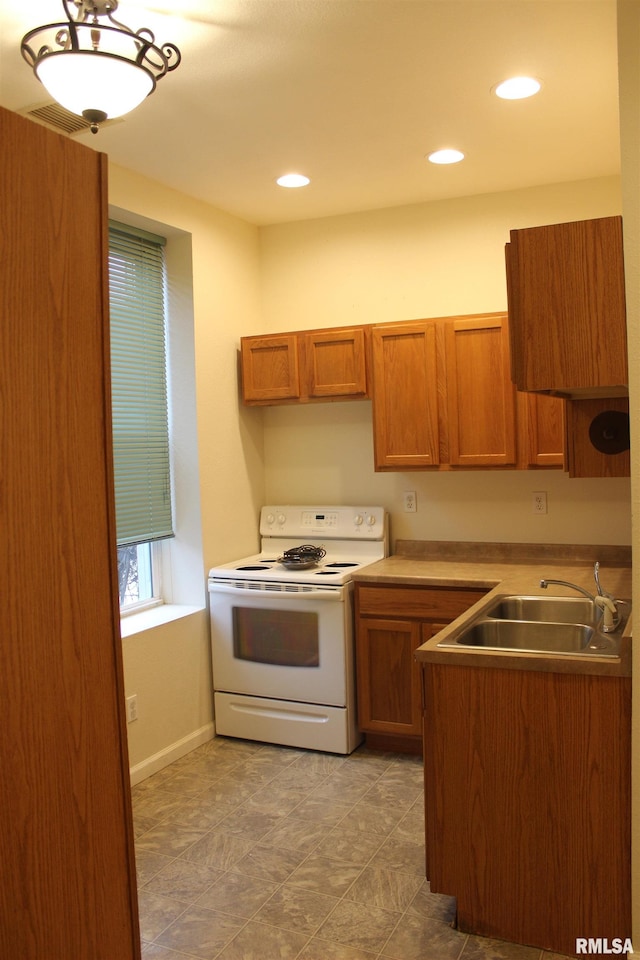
[422,662,631,956]
[354,583,486,753]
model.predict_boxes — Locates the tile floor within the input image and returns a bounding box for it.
[133,737,572,960]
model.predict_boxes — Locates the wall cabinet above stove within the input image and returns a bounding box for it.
[241,325,369,404]
[370,312,565,472]
[505,216,628,398]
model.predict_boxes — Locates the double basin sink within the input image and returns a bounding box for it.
[437,594,631,658]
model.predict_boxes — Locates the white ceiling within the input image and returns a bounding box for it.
[0,0,621,226]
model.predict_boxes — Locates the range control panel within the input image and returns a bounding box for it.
[260,505,387,540]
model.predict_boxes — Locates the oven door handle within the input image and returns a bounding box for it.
[207,582,345,600]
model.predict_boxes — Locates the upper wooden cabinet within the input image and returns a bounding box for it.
[506,216,628,397]
[241,333,300,402]
[443,314,516,467]
[517,391,566,469]
[241,325,369,404]
[371,312,561,471]
[371,319,441,468]
[304,327,368,398]
[240,313,565,472]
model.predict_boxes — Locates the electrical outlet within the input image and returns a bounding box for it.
[126,694,138,723]
[403,491,417,513]
[532,491,548,515]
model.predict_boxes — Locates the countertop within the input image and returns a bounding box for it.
[352,541,632,677]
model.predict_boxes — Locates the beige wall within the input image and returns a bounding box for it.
[259,176,631,548]
[109,163,265,772]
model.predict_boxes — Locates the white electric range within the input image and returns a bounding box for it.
[207,505,388,753]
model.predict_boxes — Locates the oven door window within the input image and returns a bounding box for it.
[232,607,319,667]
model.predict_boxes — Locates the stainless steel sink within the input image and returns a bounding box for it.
[483,595,600,626]
[436,593,630,658]
[449,618,595,654]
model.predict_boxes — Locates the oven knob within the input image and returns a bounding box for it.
[366,515,376,526]
[353,514,364,525]
[277,513,286,525]
[265,513,275,525]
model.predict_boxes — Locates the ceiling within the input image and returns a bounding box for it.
[0,0,621,226]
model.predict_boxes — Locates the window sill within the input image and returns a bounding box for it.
[120,603,205,638]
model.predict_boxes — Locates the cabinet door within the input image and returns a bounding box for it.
[371,321,440,469]
[517,392,565,468]
[506,216,627,394]
[565,397,630,477]
[241,333,300,402]
[356,618,423,737]
[443,313,516,466]
[304,327,368,398]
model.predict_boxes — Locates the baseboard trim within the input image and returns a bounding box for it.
[129,722,215,785]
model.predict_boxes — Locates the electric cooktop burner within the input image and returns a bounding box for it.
[208,506,389,586]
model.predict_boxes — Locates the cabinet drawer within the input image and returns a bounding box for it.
[357,584,487,620]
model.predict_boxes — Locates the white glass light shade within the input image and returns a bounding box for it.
[36,52,155,119]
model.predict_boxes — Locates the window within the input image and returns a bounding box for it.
[108,221,173,612]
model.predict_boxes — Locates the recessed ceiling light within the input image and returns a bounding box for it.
[276,173,311,188]
[494,76,541,100]
[427,149,464,165]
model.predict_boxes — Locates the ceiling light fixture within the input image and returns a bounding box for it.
[494,76,541,100]
[20,0,181,133]
[427,149,464,165]
[276,173,311,188]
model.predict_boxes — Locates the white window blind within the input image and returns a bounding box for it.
[108,221,174,546]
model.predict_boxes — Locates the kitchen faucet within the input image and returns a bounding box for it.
[539,562,619,632]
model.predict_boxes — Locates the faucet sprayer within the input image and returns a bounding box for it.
[539,562,619,633]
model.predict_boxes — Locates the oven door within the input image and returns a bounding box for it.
[208,581,352,706]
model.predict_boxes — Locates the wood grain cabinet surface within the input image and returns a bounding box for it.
[566,397,630,478]
[371,312,565,471]
[422,662,631,957]
[506,216,628,396]
[370,319,441,469]
[240,333,301,402]
[443,313,516,467]
[355,583,486,753]
[0,106,140,960]
[241,325,369,404]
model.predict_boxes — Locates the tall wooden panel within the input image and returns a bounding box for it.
[0,107,140,958]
